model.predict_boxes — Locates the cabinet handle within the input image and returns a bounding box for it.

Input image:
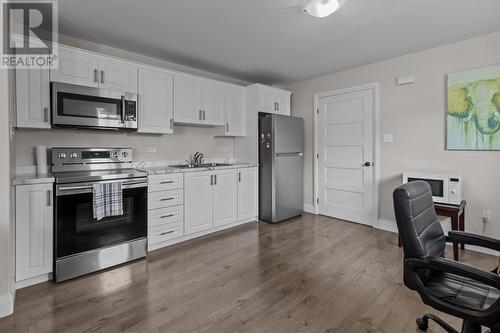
[277,102,279,111]
[226,122,229,132]
[160,230,174,236]
[198,110,202,120]
[160,180,174,184]
[100,70,104,84]
[160,214,174,219]
[238,172,241,182]
[210,174,213,185]
[170,118,173,130]
[94,69,98,82]
[214,174,217,185]
[43,107,49,122]
[202,110,206,120]
[47,190,51,206]
[160,197,174,201]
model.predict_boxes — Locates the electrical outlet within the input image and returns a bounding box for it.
[146,147,157,153]
[482,210,492,223]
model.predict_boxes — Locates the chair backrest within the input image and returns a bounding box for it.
[393,181,446,259]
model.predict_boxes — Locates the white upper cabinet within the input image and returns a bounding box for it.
[237,167,258,221]
[51,45,137,93]
[254,84,291,115]
[138,66,174,134]
[213,169,237,227]
[50,46,99,88]
[174,74,225,126]
[216,84,246,136]
[201,81,224,125]
[15,68,51,129]
[174,74,203,124]
[15,184,53,282]
[98,57,138,93]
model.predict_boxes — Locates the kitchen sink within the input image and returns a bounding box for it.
[168,163,233,169]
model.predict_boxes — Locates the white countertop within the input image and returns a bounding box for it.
[143,162,258,176]
[12,162,258,184]
[12,173,55,186]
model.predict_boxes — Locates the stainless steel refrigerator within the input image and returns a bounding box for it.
[259,114,304,223]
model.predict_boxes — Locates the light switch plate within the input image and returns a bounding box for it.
[383,133,394,143]
[146,147,157,153]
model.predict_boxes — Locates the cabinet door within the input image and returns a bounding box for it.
[224,85,245,136]
[275,91,291,116]
[202,81,224,125]
[50,46,99,87]
[15,184,53,281]
[258,86,276,113]
[237,167,258,221]
[16,68,50,129]
[174,75,203,124]
[184,172,213,235]
[138,67,174,134]
[213,169,237,227]
[98,57,138,93]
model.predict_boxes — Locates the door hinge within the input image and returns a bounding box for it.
[316,198,319,204]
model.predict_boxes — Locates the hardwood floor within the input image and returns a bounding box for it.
[0,214,496,333]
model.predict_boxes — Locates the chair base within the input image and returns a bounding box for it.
[416,314,459,333]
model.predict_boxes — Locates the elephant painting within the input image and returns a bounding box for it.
[447,64,500,150]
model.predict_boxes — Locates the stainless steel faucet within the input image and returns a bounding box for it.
[190,152,204,167]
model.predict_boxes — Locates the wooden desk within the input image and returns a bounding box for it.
[398,200,466,261]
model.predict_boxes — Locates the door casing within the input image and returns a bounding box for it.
[313,82,380,227]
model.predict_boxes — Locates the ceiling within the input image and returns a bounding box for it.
[57,0,500,84]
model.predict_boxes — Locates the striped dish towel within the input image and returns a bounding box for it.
[92,182,123,221]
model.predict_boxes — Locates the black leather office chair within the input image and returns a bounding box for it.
[393,181,500,333]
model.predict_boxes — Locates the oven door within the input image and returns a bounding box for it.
[52,82,137,129]
[55,178,147,260]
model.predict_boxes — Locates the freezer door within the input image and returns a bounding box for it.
[274,115,304,154]
[275,153,303,221]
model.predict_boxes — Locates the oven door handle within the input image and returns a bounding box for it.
[57,179,147,196]
[121,95,126,124]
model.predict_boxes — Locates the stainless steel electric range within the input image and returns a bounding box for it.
[51,147,147,282]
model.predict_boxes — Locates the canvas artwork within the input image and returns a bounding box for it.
[447,64,500,150]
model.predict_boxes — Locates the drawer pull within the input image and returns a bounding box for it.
[160,180,174,184]
[160,197,174,201]
[160,214,174,219]
[160,230,174,236]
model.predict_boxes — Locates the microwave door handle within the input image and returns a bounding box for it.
[121,96,125,124]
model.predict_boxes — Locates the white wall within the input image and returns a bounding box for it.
[285,32,500,238]
[14,34,251,166]
[0,2,15,316]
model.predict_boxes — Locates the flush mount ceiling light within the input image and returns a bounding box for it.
[303,0,342,18]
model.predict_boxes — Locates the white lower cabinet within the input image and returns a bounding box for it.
[149,167,258,251]
[184,171,214,235]
[15,184,53,284]
[148,174,185,251]
[237,167,258,221]
[213,170,238,227]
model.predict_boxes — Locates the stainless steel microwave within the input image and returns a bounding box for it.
[51,82,137,130]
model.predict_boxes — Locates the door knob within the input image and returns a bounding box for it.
[364,162,371,167]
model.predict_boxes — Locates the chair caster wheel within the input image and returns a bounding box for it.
[416,318,428,331]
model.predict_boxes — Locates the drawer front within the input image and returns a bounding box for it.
[149,205,183,228]
[148,189,183,209]
[148,220,183,245]
[149,174,183,192]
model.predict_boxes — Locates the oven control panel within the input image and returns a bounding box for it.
[52,148,133,164]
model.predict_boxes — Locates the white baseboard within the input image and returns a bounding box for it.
[377,219,398,233]
[303,203,316,214]
[0,290,14,318]
[16,274,51,290]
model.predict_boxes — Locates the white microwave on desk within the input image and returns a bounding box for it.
[402,173,463,205]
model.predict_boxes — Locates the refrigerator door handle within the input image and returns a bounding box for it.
[275,152,303,157]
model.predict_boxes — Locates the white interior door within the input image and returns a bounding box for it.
[317,88,375,225]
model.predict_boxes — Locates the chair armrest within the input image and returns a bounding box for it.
[447,231,500,252]
[407,257,500,290]
[405,257,500,325]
